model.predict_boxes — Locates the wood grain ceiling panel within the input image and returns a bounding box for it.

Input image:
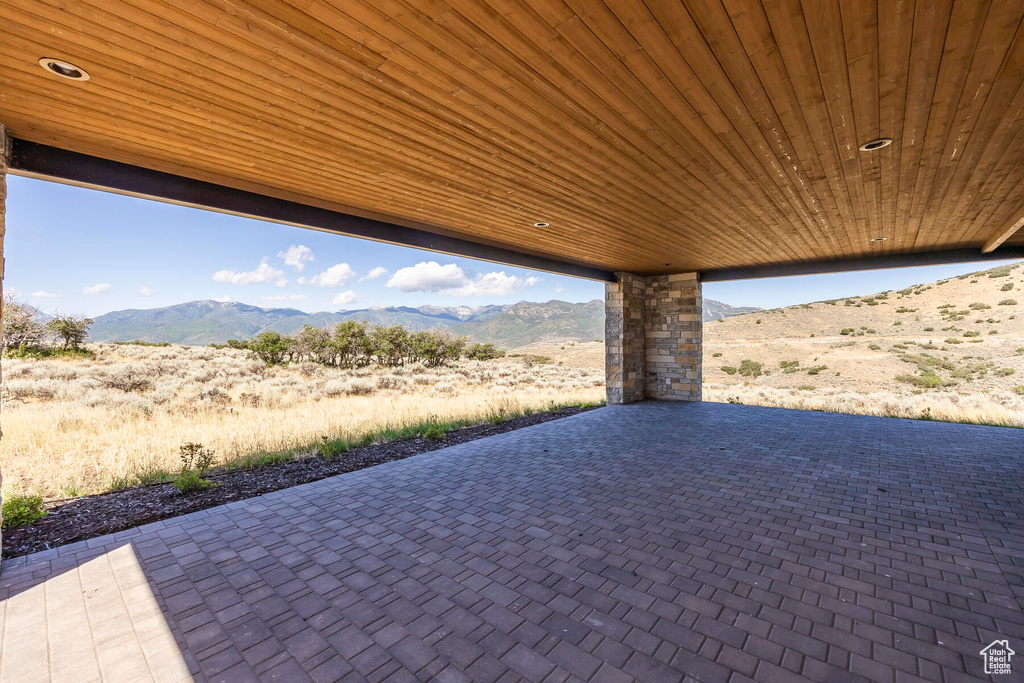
[1,0,1023,274]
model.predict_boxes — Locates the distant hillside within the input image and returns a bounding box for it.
[454,300,604,347]
[706,261,1024,342]
[87,299,600,346]
[703,299,762,321]
[704,261,1024,401]
[88,296,755,347]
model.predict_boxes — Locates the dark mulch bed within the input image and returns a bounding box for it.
[3,405,598,559]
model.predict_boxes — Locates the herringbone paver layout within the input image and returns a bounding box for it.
[2,402,1023,682]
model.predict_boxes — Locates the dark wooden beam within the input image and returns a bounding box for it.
[700,248,1024,282]
[8,138,616,282]
[701,248,1024,282]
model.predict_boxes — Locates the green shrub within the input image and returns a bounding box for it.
[173,443,218,494]
[779,360,800,369]
[994,368,1016,377]
[945,338,963,344]
[755,319,762,324]
[2,494,47,528]
[1002,282,1015,291]
[173,472,217,494]
[738,360,762,378]
[969,302,991,310]
[712,352,723,357]
[840,328,854,335]
[806,365,828,375]
[464,343,505,361]
[963,331,980,337]
[868,344,881,350]
[1014,385,1024,396]
[896,371,943,388]
[999,299,1017,306]
[924,327,934,331]
[721,366,737,375]
[797,385,815,391]
[3,345,94,360]
[423,425,446,440]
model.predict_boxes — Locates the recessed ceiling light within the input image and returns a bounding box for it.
[533,222,549,227]
[859,138,892,151]
[870,237,888,242]
[38,57,90,81]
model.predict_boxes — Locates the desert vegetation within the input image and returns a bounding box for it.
[0,302,604,503]
[704,262,1024,427]
[220,322,468,368]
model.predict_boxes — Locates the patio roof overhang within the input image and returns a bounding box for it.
[2,1,1024,279]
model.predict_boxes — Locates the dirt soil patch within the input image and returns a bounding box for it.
[3,406,598,559]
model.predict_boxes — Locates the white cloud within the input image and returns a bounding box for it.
[553,283,565,293]
[261,294,307,302]
[137,286,153,297]
[82,283,112,295]
[332,290,362,306]
[386,261,470,292]
[443,271,527,297]
[386,261,538,297]
[359,266,389,282]
[278,245,314,272]
[212,259,286,286]
[299,263,356,287]
[32,291,61,298]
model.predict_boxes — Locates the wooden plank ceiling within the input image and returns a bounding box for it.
[2,0,1024,275]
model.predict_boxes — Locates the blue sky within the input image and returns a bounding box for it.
[7,176,601,317]
[7,175,1018,316]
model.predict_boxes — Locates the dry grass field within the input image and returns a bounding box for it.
[0,343,604,500]
[705,262,1024,427]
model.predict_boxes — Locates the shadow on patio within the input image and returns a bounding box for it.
[2,402,1022,682]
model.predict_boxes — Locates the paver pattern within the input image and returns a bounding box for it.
[2,401,1023,682]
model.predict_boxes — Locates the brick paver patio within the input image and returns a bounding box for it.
[2,402,1023,682]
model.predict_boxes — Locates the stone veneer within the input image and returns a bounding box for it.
[605,271,702,404]
[604,272,646,405]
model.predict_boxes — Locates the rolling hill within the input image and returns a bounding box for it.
[87,296,754,347]
[705,260,1024,396]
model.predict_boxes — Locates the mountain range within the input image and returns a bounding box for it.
[87,297,759,347]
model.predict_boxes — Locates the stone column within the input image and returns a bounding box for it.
[644,273,702,401]
[1,124,7,559]
[605,272,646,404]
[605,271,702,404]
